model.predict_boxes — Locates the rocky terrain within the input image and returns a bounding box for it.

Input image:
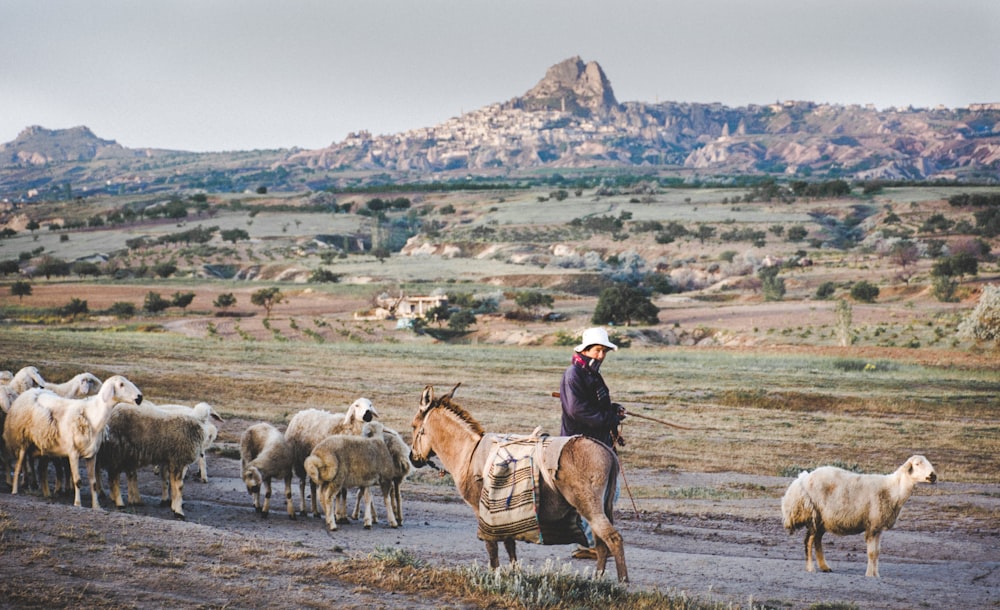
[3,57,998,202]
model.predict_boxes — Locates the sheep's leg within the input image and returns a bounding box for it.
[351,487,362,520]
[261,477,272,518]
[380,482,398,528]
[335,488,350,524]
[126,471,144,506]
[865,531,881,577]
[814,529,832,573]
[283,474,296,520]
[803,529,815,572]
[198,452,208,483]
[362,488,374,529]
[108,471,126,508]
[84,457,101,509]
[392,478,403,525]
[319,484,338,531]
[310,479,320,518]
[168,467,185,519]
[36,457,52,498]
[10,447,27,495]
[67,452,83,507]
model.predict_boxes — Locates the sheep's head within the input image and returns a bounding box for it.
[344,397,379,425]
[906,455,937,484]
[243,466,263,494]
[101,375,143,406]
[12,366,46,392]
[78,373,102,396]
[361,420,384,438]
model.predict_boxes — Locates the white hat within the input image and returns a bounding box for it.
[574,327,618,353]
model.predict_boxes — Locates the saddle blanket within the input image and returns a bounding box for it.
[477,434,547,544]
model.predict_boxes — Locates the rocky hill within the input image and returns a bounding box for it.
[2,56,999,201]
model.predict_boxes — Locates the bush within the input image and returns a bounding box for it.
[171,292,196,309]
[60,297,89,318]
[815,281,836,300]
[850,280,880,303]
[152,262,177,278]
[958,284,1000,345]
[108,301,137,318]
[758,266,785,301]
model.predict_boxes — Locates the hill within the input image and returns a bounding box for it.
[2,57,998,202]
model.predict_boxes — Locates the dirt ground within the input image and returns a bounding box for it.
[1,415,997,609]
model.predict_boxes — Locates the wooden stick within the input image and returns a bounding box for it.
[550,392,694,431]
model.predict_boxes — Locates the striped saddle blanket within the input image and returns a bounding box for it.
[477,434,548,544]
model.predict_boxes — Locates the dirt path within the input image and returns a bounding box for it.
[1,423,997,609]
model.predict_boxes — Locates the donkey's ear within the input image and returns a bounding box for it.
[443,382,462,401]
[419,385,435,412]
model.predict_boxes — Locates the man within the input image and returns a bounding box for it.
[559,326,625,559]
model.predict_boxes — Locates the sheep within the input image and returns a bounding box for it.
[240,422,296,519]
[35,372,102,493]
[352,423,411,526]
[781,455,938,577]
[3,375,144,508]
[152,401,223,483]
[97,402,204,519]
[5,366,46,395]
[43,372,102,399]
[303,420,398,532]
[284,397,379,517]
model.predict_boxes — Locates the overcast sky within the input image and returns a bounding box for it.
[2,0,998,152]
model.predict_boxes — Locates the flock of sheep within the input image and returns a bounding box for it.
[0,366,412,531]
[0,364,939,578]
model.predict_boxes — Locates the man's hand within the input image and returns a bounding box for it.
[613,402,626,420]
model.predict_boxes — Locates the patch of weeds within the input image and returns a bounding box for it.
[779,461,863,478]
[369,546,426,568]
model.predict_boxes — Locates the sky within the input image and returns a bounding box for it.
[2,0,998,153]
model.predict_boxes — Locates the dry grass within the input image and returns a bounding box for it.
[3,325,996,483]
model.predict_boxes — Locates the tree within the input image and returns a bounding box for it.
[10,280,31,301]
[758,266,786,301]
[889,240,920,279]
[592,284,659,326]
[515,291,554,317]
[0,259,20,275]
[71,261,101,277]
[36,256,70,279]
[816,281,837,300]
[787,225,809,242]
[958,284,1000,347]
[144,291,171,313]
[61,297,89,319]
[447,309,477,332]
[251,286,285,318]
[213,292,237,310]
[171,291,196,309]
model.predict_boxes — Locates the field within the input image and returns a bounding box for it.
[0,184,998,608]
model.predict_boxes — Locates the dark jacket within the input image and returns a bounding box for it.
[560,353,620,448]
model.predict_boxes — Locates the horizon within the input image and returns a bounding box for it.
[2,0,998,153]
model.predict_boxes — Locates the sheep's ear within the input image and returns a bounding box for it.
[419,385,434,412]
[99,377,116,403]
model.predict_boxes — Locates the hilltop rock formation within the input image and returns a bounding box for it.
[514,55,618,116]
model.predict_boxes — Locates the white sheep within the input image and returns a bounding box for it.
[781,455,938,577]
[240,422,296,519]
[284,397,379,517]
[352,423,411,526]
[43,372,103,399]
[3,375,144,508]
[5,366,46,395]
[35,372,102,495]
[97,402,204,519]
[152,401,223,483]
[304,420,399,532]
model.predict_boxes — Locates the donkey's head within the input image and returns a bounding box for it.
[409,383,461,467]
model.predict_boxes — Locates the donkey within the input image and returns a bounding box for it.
[409,383,628,582]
